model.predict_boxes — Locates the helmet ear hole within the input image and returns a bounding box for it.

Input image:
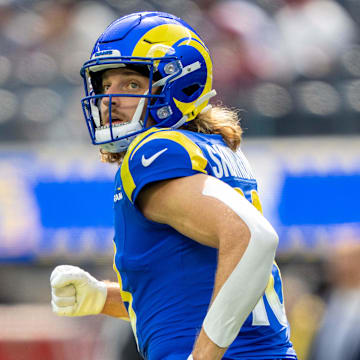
[182,83,200,96]
[90,70,106,95]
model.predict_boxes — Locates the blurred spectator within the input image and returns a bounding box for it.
[274,0,357,78]
[309,241,360,360]
[0,0,117,143]
[282,271,325,360]
[197,0,292,106]
[1,0,360,141]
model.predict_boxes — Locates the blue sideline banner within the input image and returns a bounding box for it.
[0,137,359,261]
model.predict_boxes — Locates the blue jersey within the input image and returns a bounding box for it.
[113,128,297,360]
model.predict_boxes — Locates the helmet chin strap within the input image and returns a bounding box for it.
[171,89,217,129]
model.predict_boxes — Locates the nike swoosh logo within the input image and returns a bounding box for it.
[141,148,168,167]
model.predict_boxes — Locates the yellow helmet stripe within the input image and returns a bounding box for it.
[132,24,205,58]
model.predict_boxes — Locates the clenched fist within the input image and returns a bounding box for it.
[50,265,107,317]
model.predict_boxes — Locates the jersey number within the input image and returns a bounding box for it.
[252,272,288,327]
[235,187,287,327]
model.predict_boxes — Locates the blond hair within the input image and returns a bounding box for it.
[100,105,243,165]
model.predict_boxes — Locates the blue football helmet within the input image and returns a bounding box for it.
[80,11,215,152]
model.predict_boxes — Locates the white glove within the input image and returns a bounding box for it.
[50,265,107,317]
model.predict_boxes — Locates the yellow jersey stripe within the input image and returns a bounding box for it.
[121,128,161,202]
[122,128,208,202]
[112,243,139,347]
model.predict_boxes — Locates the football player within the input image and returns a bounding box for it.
[50,12,297,360]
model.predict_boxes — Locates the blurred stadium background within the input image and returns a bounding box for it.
[0,0,360,359]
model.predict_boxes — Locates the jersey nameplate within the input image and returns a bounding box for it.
[205,144,254,180]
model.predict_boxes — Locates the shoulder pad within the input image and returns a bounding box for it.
[121,128,208,203]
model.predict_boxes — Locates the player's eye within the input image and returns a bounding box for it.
[102,84,111,92]
[127,81,140,90]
